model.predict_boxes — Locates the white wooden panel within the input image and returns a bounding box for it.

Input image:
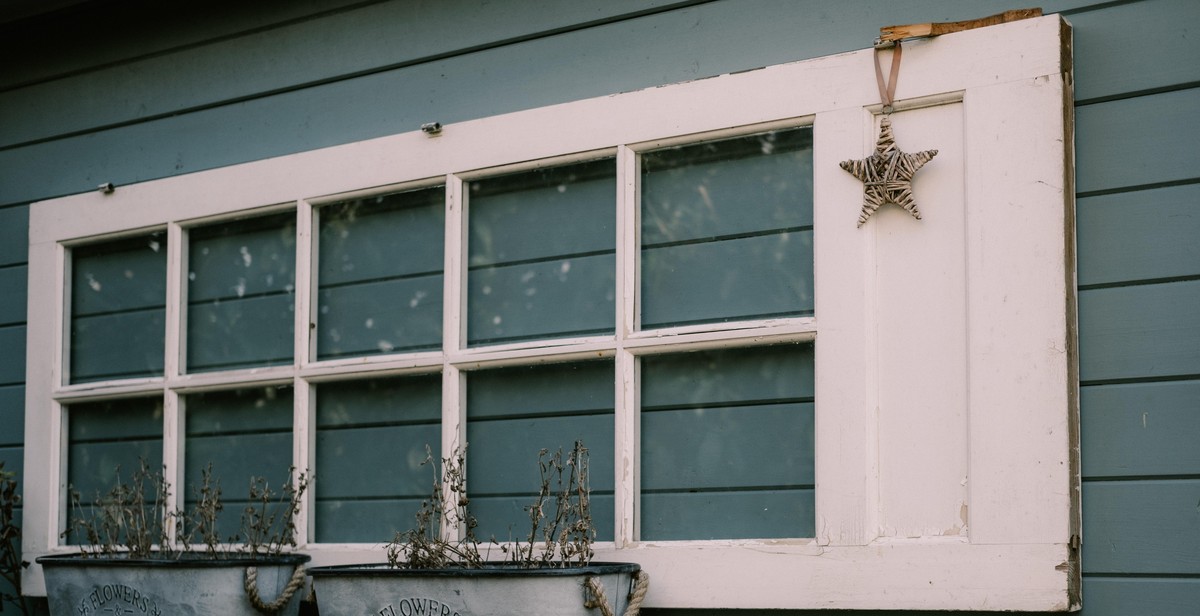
[964,74,1075,547]
[874,104,969,538]
[599,541,1072,611]
[812,106,872,547]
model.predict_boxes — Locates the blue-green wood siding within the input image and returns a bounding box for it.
[2,0,1198,613]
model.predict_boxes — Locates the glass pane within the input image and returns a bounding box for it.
[70,233,166,383]
[466,361,614,542]
[467,159,616,346]
[65,397,164,544]
[315,375,441,542]
[183,386,293,541]
[640,344,814,540]
[641,128,814,328]
[187,213,296,372]
[317,187,445,359]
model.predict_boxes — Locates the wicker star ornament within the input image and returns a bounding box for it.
[840,116,937,227]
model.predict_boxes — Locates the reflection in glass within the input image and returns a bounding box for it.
[70,234,167,383]
[640,344,814,540]
[466,361,615,541]
[187,213,296,372]
[315,375,441,542]
[184,386,293,540]
[467,159,616,345]
[64,397,164,544]
[317,187,445,359]
[641,128,814,328]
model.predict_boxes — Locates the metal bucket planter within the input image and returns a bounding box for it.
[309,562,647,616]
[37,552,310,616]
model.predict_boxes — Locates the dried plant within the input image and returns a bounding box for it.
[387,440,595,570]
[63,459,308,560]
[0,462,31,615]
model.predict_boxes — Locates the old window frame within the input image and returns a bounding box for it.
[24,15,1078,610]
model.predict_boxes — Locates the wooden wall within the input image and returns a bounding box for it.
[2,0,1197,613]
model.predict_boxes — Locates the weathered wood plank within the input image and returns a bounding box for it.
[1078,183,1200,286]
[1078,280,1200,381]
[1069,0,1200,102]
[1081,380,1200,478]
[1082,479,1200,574]
[1076,88,1200,194]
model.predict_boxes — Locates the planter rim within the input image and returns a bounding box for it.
[37,552,311,568]
[309,561,639,578]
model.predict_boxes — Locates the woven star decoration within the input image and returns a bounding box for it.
[840,116,937,227]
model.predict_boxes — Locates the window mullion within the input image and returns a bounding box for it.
[614,145,639,546]
[442,174,466,542]
[162,222,186,544]
[293,378,315,546]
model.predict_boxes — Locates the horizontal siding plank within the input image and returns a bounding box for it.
[1076,88,1200,194]
[0,0,1096,206]
[314,497,425,544]
[641,489,814,541]
[317,275,443,358]
[0,385,23,446]
[0,1,687,146]
[1078,183,1200,286]
[469,493,615,543]
[186,293,294,371]
[641,402,815,490]
[467,361,613,418]
[1070,0,1200,102]
[1079,577,1200,616]
[1078,280,1200,381]
[316,375,441,428]
[467,253,615,344]
[1082,479,1200,574]
[315,423,441,498]
[466,414,615,493]
[0,325,26,386]
[0,0,369,89]
[70,309,165,382]
[0,205,28,265]
[0,264,26,326]
[0,444,22,487]
[1081,380,1200,478]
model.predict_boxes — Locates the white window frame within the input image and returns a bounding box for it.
[24,15,1078,610]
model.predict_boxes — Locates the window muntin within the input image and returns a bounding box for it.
[69,234,167,383]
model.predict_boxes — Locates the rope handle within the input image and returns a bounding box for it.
[584,570,650,616]
[245,564,307,615]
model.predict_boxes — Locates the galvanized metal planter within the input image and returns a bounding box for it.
[37,552,310,616]
[309,562,644,616]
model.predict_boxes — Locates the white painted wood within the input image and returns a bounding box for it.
[812,106,873,547]
[963,75,1075,548]
[23,15,1077,610]
[873,103,970,539]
